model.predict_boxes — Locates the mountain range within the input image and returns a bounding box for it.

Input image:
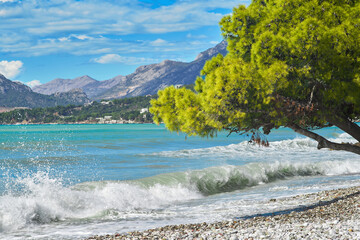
[33,41,227,100]
[0,74,90,108]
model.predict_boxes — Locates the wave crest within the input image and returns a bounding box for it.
[1,159,359,232]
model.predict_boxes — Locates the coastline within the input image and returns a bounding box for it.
[87,186,360,240]
[0,122,154,126]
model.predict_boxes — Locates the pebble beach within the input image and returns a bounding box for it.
[87,186,360,240]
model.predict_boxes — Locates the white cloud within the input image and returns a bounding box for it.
[187,33,207,39]
[150,38,168,46]
[57,34,93,42]
[1,35,112,57]
[92,54,158,65]
[58,37,69,42]
[93,54,123,64]
[0,10,7,16]
[73,34,93,40]
[191,41,203,45]
[25,80,42,88]
[0,0,18,3]
[0,60,23,79]
[0,0,243,58]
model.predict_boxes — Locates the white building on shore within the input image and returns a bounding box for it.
[140,108,148,114]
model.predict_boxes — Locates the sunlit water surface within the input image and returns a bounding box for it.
[0,124,359,239]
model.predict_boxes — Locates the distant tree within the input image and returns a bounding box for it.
[150,0,360,154]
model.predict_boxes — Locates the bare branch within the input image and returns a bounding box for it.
[287,123,360,155]
[309,85,316,105]
[326,115,360,142]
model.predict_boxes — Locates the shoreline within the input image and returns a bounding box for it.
[0,122,155,126]
[87,186,360,239]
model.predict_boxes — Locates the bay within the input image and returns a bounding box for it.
[0,124,359,239]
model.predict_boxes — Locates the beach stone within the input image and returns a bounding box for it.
[85,186,360,240]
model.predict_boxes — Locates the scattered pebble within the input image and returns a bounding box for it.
[86,186,360,240]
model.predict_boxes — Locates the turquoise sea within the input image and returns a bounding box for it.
[0,124,359,239]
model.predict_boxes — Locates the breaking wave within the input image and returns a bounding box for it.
[149,133,357,161]
[1,158,359,233]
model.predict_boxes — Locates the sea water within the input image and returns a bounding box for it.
[0,124,359,239]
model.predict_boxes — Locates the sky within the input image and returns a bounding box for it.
[0,0,248,88]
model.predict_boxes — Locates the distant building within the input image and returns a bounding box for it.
[104,116,112,120]
[101,101,111,105]
[84,101,94,106]
[0,107,30,113]
[140,108,149,114]
[96,117,105,124]
[174,84,183,89]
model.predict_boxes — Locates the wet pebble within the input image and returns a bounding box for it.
[86,186,360,240]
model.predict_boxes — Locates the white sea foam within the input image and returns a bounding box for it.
[0,172,202,233]
[2,156,359,234]
[149,136,357,164]
[1,131,359,239]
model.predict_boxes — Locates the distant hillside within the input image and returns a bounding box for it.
[108,40,227,99]
[0,74,90,108]
[33,75,97,95]
[0,84,197,124]
[33,41,228,100]
[52,88,90,106]
[81,75,125,99]
[0,95,156,124]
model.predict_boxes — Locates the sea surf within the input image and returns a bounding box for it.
[0,124,359,239]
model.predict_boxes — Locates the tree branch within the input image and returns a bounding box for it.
[287,123,360,155]
[326,115,360,142]
[308,84,316,105]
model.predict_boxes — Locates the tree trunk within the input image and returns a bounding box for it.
[287,123,360,155]
[326,115,360,142]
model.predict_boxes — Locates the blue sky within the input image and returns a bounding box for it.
[0,0,248,87]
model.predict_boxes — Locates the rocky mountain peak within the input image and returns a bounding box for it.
[0,74,32,94]
[52,88,90,105]
[33,75,98,95]
[195,40,227,61]
[0,75,89,108]
[73,75,97,83]
[159,59,178,66]
[30,40,228,100]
